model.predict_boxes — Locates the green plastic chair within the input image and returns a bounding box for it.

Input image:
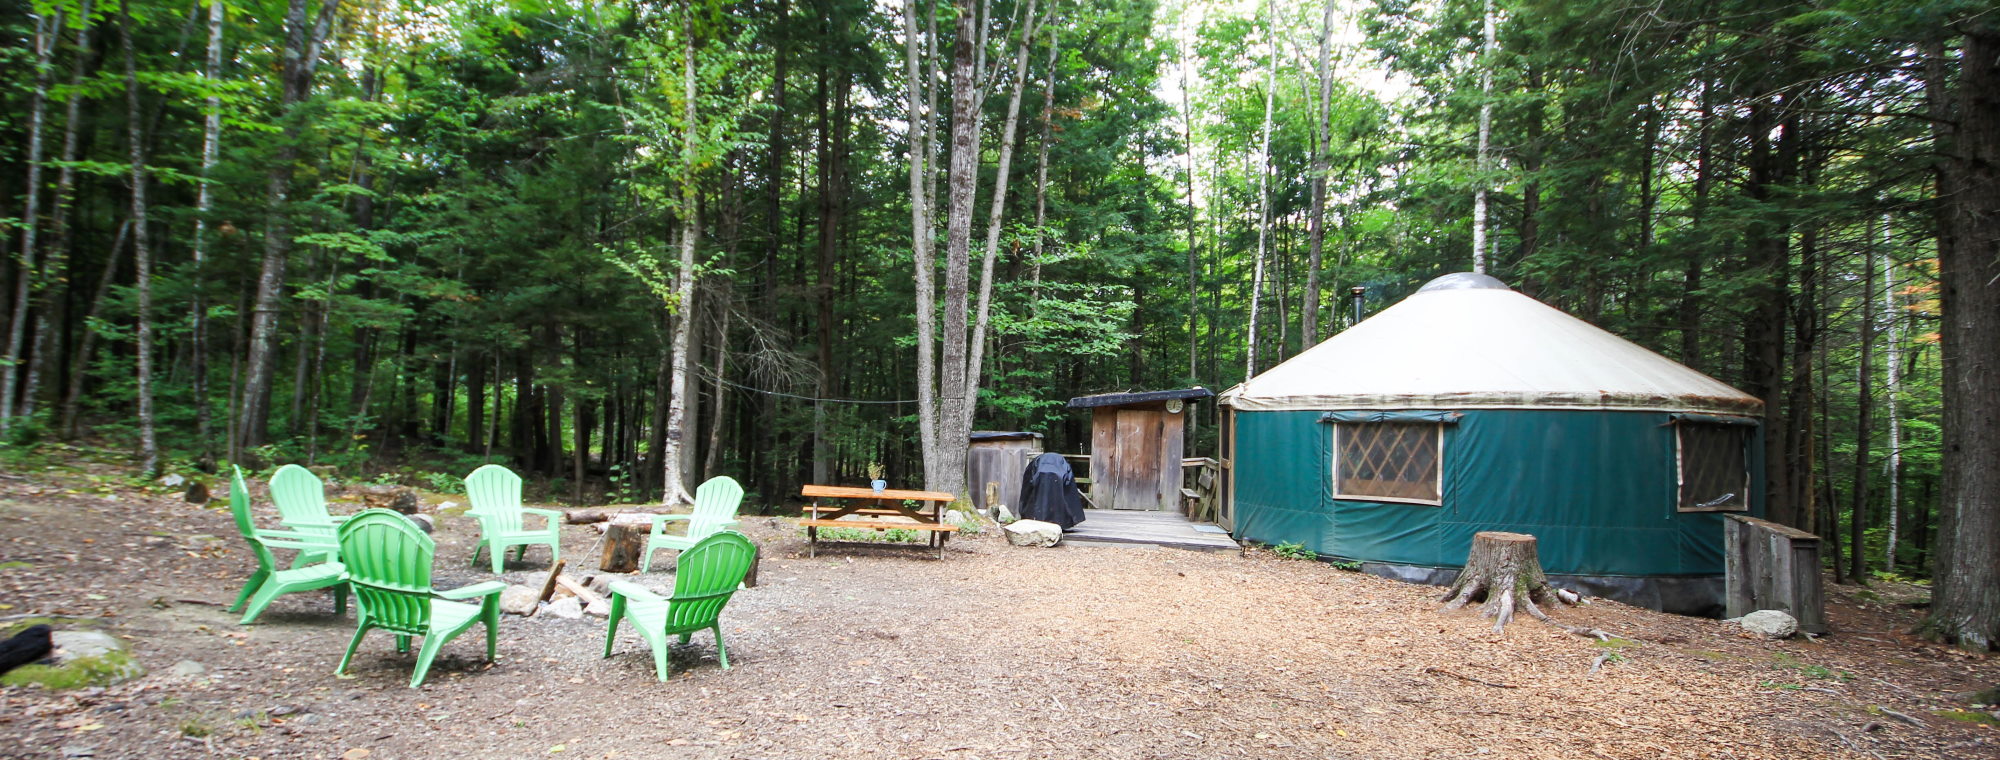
[270,464,344,567]
[638,475,744,572]
[603,530,756,680]
[226,466,347,625]
[464,464,563,573]
[335,509,506,688]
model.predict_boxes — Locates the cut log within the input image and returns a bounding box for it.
[536,560,567,604]
[554,574,604,607]
[566,509,615,525]
[600,513,652,573]
[1441,531,1570,632]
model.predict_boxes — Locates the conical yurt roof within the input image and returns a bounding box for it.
[1219,273,1762,416]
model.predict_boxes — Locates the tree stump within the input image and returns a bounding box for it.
[599,514,652,573]
[1441,531,1570,632]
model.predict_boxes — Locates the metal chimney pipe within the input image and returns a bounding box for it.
[1349,286,1367,326]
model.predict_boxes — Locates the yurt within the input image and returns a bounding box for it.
[1216,273,1764,615]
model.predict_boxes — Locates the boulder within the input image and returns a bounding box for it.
[584,599,610,618]
[993,503,1016,524]
[585,575,616,597]
[183,481,210,505]
[1736,610,1799,639]
[498,585,540,617]
[39,630,145,686]
[1004,520,1062,548]
[544,596,585,620]
[408,514,435,534]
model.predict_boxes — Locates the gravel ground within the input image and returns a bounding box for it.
[0,460,1995,760]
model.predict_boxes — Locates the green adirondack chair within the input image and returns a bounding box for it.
[227,466,347,625]
[270,464,344,567]
[638,475,744,573]
[603,530,756,681]
[335,509,506,688]
[464,464,563,573]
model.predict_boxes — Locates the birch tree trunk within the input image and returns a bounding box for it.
[25,0,97,426]
[1881,218,1902,571]
[1245,0,1275,379]
[904,0,942,489]
[661,20,700,506]
[188,0,224,455]
[1471,0,1495,275]
[1302,0,1334,348]
[1,11,62,438]
[963,0,1041,426]
[119,0,157,475]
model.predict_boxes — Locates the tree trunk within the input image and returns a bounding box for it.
[1881,221,1902,572]
[1440,532,1574,633]
[188,0,224,456]
[660,20,700,506]
[931,0,983,499]
[1246,0,1276,379]
[1849,223,1876,582]
[119,0,157,475]
[1301,0,1334,348]
[1,11,62,438]
[25,0,97,427]
[1470,0,1494,274]
[1925,27,2000,650]
[58,220,128,438]
[963,0,1041,439]
[238,0,340,451]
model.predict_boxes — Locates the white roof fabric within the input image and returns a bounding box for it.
[1219,282,1762,415]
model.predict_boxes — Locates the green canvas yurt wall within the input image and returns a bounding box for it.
[1218,273,1767,616]
[1229,409,1765,576]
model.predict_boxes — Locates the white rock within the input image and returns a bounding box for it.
[586,575,616,597]
[1004,519,1062,547]
[585,599,610,618]
[498,585,540,616]
[159,474,186,487]
[993,503,1016,523]
[49,631,144,684]
[169,660,206,678]
[544,596,584,620]
[1738,609,1799,639]
[435,501,459,513]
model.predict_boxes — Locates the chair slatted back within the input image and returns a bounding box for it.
[229,466,277,572]
[686,476,745,539]
[337,510,435,635]
[271,464,333,528]
[666,531,755,631]
[465,464,524,533]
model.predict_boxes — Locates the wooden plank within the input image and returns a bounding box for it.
[801,484,955,501]
[794,518,958,532]
[1161,410,1185,512]
[1091,409,1116,506]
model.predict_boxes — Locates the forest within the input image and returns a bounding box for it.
[0,0,1995,647]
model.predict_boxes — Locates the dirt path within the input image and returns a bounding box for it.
[0,461,1994,759]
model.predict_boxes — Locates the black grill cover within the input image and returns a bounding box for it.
[1017,453,1085,529]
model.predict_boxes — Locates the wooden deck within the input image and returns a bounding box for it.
[1063,509,1240,552]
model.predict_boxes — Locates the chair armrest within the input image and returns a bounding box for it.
[256,528,337,544]
[437,581,507,600]
[260,538,337,553]
[606,580,664,604]
[648,513,692,525]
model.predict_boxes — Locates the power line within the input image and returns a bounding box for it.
[705,374,915,405]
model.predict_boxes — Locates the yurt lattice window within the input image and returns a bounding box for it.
[1333,423,1442,504]
[1677,421,1750,512]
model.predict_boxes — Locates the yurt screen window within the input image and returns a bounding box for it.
[1677,422,1749,512]
[1333,423,1442,504]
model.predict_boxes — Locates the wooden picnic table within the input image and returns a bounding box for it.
[796,484,958,559]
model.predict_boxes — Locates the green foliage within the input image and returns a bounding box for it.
[1271,541,1317,561]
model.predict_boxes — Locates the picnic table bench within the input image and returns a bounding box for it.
[798,485,957,559]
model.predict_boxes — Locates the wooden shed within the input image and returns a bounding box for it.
[1067,388,1214,511]
[966,431,1043,516]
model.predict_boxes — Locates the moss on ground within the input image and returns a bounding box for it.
[0,649,142,690]
[1936,710,2000,726]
